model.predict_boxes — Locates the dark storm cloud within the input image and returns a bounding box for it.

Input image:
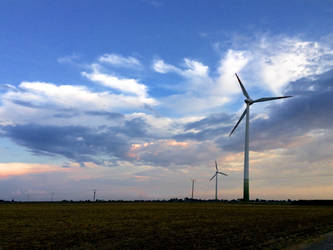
[174,126,231,141]
[1,124,130,164]
[1,116,153,165]
[244,69,333,151]
[184,113,233,131]
[174,113,232,141]
[11,99,74,113]
[116,117,150,138]
[84,111,124,119]
[53,112,80,118]
[11,100,44,109]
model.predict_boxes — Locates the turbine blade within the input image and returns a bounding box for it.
[218,172,228,176]
[209,173,217,181]
[235,73,250,99]
[253,96,292,103]
[229,108,247,137]
[215,161,218,171]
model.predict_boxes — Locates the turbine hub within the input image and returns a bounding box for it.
[244,99,253,105]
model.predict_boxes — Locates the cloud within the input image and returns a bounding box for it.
[216,50,251,96]
[5,81,147,109]
[84,111,124,120]
[128,139,221,167]
[153,35,333,115]
[153,58,228,115]
[98,54,142,69]
[1,36,333,176]
[175,113,233,141]
[0,112,180,166]
[181,59,209,78]
[57,54,80,65]
[1,124,131,165]
[177,69,333,159]
[153,59,180,74]
[245,70,333,150]
[81,67,156,106]
[152,58,209,79]
[0,80,158,127]
[0,162,64,179]
[232,36,333,94]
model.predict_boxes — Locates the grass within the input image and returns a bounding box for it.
[0,202,332,249]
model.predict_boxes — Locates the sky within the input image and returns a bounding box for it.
[0,0,333,201]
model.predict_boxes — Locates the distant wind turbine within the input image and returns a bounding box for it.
[209,161,228,200]
[229,73,292,201]
[190,179,195,199]
[93,189,96,202]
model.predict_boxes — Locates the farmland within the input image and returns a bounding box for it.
[0,202,332,249]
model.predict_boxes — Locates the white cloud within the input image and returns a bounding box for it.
[153,58,209,79]
[152,58,219,114]
[0,162,64,179]
[216,36,333,95]
[214,37,333,97]
[14,81,154,109]
[152,59,180,74]
[255,38,333,93]
[0,81,157,126]
[154,35,333,116]
[82,70,147,97]
[216,50,251,96]
[81,65,157,108]
[98,54,142,69]
[57,54,80,64]
[182,58,209,78]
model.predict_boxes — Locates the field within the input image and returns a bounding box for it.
[0,202,332,249]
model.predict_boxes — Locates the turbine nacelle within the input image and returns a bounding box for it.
[244,99,253,105]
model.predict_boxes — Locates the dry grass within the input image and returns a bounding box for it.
[0,202,332,249]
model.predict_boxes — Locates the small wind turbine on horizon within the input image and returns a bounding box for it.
[209,161,228,200]
[229,73,292,201]
[190,179,195,199]
[93,189,96,202]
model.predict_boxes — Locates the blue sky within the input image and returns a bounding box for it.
[0,0,333,201]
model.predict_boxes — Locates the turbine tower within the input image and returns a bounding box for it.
[93,189,96,202]
[209,161,228,200]
[229,73,292,201]
[191,179,195,199]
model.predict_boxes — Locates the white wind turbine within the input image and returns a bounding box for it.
[209,161,228,200]
[229,73,292,201]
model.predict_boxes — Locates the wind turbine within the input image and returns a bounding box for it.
[93,189,96,202]
[229,73,292,201]
[190,179,195,199]
[209,161,228,200]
